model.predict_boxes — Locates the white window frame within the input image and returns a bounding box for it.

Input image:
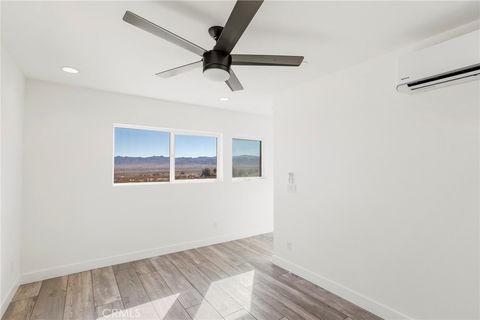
[231,136,264,181]
[113,123,223,185]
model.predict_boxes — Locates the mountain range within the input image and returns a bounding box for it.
[114,155,259,168]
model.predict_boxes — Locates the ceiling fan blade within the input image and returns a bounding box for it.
[155,61,203,78]
[123,11,206,57]
[225,69,244,91]
[231,54,304,66]
[214,0,263,53]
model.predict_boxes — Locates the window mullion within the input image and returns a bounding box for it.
[170,132,175,182]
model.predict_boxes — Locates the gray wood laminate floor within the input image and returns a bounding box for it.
[3,234,382,320]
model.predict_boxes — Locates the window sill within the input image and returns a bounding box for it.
[113,178,222,186]
[232,176,266,182]
[171,178,221,184]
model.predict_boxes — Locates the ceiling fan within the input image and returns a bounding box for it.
[123,0,304,91]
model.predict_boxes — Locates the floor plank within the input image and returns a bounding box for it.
[238,237,272,256]
[184,249,229,280]
[150,255,204,309]
[151,295,192,320]
[92,266,122,306]
[195,246,256,288]
[64,271,95,320]
[168,251,243,317]
[139,270,174,300]
[252,278,319,320]
[224,309,257,320]
[112,263,150,309]
[30,276,68,320]
[250,283,314,320]
[223,241,287,278]
[133,259,157,275]
[2,298,36,320]
[11,282,42,302]
[139,271,191,320]
[186,301,223,320]
[95,300,125,319]
[113,263,160,320]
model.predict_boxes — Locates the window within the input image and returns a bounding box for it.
[113,125,221,184]
[232,138,262,178]
[175,134,217,180]
[114,127,170,183]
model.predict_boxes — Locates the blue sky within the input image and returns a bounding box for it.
[115,127,169,157]
[115,128,218,158]
[233,139,261,157]
[175,134,217,157]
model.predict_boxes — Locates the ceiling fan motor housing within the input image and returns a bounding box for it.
[203,51,231,74]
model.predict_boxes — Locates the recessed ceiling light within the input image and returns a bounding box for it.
[220,97,229,101]
[61,66,79,74]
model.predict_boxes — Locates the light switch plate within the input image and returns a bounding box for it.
[287,184,297,193]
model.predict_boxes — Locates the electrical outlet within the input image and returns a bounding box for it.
[287,242,293,251]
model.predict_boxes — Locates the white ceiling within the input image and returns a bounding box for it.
[2,1,479,114]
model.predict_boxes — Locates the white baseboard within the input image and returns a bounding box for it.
[21,229,271,284]
[1,277,20,318]
[272,255,413,320]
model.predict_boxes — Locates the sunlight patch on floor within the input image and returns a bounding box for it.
[95,271,256,320]
[204,270,256,313]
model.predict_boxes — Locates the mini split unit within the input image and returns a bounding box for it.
[397,29,480,93]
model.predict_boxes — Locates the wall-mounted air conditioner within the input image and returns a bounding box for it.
[397,29,480,93]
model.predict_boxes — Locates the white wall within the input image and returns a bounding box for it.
[22,80,273,281]
[1,50,25,312]
[272,42,479,318]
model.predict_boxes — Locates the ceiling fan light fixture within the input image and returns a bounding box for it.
[203,67,230,82]
[202,51,231,82]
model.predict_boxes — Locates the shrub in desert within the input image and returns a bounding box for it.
[201,168,212,177]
